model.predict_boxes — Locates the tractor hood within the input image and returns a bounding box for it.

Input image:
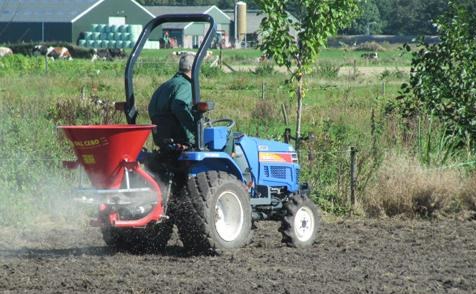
[244,137,296,153]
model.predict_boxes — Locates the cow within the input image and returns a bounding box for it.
[32,45,47,56]
[256,54,271,63]
[90,48,126,61]
[0,47,13,57]
[361,52,378,61]
[172,50,213,59]
[173,50,195,56]
[33,45,72,60]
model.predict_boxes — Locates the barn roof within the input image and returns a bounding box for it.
[146,6,213,17]
[0,0,102,23]
[146,5,230,29]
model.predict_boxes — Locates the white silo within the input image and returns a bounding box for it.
[235,1,247,48]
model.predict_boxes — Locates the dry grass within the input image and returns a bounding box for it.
[363,153,470,218]
[460,177,476,211]
[251,100,278,122]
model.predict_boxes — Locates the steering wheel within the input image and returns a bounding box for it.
[206,118,235,130]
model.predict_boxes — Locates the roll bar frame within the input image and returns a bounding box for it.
[124,14,217,150]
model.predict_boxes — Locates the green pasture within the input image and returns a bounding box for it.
[136,46,411,67]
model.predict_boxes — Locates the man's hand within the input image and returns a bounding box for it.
[166,141,191,152]
[174,143,190,151]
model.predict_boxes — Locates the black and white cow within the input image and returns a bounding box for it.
[361,52,378,61]
[33,45,72,60]
[90,48,126,61]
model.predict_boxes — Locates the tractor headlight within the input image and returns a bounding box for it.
[292,152,298,163]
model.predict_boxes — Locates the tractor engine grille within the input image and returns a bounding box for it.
[263,165,296,182]
[270,166,287,179]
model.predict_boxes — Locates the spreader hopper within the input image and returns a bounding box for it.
[59,124,164,228]
[59,125,154,189]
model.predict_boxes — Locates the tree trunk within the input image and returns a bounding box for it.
[295,75,304,150]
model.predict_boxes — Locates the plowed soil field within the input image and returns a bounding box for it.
[1,219,475,293]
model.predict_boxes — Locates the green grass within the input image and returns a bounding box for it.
[134,46,411,67]
[318,48,411,67]
[0,48,471,226]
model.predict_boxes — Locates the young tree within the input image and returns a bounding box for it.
[398,1,476,149]
[256,0,359,148]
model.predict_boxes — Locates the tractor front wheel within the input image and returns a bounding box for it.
[175,171,252,254]
[280,195,320,248]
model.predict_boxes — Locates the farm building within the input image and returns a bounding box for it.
[146,6,232,49]
[224,8,298,47]
[0,0,154,45]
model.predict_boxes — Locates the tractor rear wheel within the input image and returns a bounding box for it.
[280,195,320,248]
[175,171,252,254]
[134,220,174,252]
[101,227,129,250]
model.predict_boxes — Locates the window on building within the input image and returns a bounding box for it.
[192,35,199,48]
[109,17,126,26]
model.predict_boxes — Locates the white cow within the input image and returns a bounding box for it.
[0,47,13,57]
[173,50,213,59]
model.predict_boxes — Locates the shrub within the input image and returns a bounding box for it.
[313,62,341,79]
[379,68,406,81]
[201,63,223,78]
[0,54,44,75]
[254,62,275,76]
[228,76,257,90]
[47,94,122,126]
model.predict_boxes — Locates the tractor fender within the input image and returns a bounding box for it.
[179,151,244,182]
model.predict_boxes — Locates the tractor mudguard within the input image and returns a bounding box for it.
[179,151,245,182]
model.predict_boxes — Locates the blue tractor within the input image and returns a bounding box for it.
[115,14,320,253]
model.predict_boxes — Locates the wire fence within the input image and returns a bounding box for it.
[2,145,476,215]
[2,57,473,211]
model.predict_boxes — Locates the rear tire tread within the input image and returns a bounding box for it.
[175,171,251,254]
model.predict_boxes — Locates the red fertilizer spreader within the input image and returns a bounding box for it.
[59,125,164,229]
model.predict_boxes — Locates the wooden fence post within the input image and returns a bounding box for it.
[281,103,288,126]
[349,146,357,209]
[352,59,357,79]
[261,81,265,100]
[219,48,223,70]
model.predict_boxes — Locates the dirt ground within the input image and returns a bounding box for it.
[0,219,475,293]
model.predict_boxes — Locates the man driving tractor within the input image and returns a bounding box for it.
[148,53,196,153]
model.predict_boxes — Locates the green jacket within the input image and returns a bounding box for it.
[148,73,195,145]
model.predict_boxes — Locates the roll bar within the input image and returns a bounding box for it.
[124,14,217,126]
